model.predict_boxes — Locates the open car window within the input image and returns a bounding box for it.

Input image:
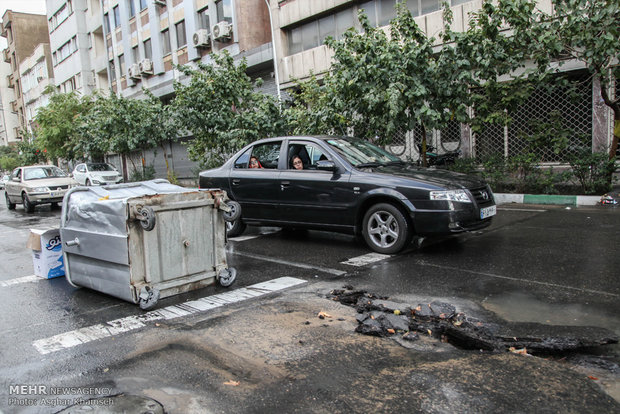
[287,142,330,170]
[234,141,282,169]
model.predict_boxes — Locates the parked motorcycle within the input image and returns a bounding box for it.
[416,143,460,167]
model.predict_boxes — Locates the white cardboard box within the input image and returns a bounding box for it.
[26,229,65,279]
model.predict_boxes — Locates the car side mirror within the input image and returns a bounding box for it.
[316,160,337,172]
[12,177,19,182]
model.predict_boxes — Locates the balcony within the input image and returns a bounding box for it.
[2,48,10,63]
[10,100,18,112]
[6,74,14,88]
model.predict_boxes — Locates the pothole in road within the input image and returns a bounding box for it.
[328,286,618,354]
[327,285,620,402]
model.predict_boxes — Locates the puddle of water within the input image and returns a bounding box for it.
[482,292,620,335]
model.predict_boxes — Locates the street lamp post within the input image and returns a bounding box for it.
[264,0,281,103]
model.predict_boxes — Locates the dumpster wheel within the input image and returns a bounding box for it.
[218,268,237,287]
[138,206,156,231]
[139,286,160,310]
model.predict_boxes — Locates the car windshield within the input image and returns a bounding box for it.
[326,138,401,167]
[24,166,68,180]
[87,163,115,172]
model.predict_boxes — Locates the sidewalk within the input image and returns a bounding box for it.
[494,193,603,206]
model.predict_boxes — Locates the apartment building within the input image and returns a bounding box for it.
[269,0,614,163]
[103,0,274,99]
[0,60,20,145]
[47,0,109,96]
[19,43,55,134]
[0,11,50,141]
[100,0,275,180]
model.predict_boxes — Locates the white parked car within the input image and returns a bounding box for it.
[72,163,123,186]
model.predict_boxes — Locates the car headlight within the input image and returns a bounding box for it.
[429,189,472,203]
[31,186,51,193]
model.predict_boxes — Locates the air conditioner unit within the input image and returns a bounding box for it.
[192,29,211,48]
[212,21,232,41]
[139,58,153,75]
[128,63,141,79]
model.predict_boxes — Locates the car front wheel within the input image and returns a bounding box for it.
[362,203,411,254]
[22,193,35,213]
[5,193,15,210]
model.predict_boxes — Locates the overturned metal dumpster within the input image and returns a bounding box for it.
[60,179,237,310]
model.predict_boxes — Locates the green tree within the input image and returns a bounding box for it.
[322,2,545,165]
[172,51,285,168]
[34,87,94,161]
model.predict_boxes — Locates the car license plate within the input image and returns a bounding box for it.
[480,205,496,219]
[50,192,55,197]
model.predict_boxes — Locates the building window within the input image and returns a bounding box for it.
[128,0,136,18]
[144,38,152,60]
[104,13,110,32]
[88,32,92,48]
[113,6,121,28]
[162,29,171,55]
[109,60,116,82]
[119,54,126,77]
[52,52,58,66]
[132,45,139,63]
[216,0,232,24]
[199,8,210,31]
[421,0,441,15]
[175,20,186,48]
[11,52,16,70]
[140,0,147,10]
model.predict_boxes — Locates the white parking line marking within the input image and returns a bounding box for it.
[416,261,620,298]
[234,252,346,276]
[229,230,279,242]
[0,275,39,287]
[341,253,392,267]
[32,277,306,355]
[497,208,547,212]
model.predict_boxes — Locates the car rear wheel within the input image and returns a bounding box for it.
[22,193,35,213]
[362,203,411,254]
[5,193,15,210]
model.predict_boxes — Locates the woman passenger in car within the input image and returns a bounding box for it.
[291,155,304,170]
[249,156,263,169]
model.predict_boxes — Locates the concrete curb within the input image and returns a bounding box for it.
[495,193,602,206]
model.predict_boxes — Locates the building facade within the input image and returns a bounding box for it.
[0,59,20,145]
[0,11,51,142]
[100,0,276,179]
[46,0,109,96]
[19,43,55,135]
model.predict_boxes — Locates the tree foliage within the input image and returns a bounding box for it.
[172,51,286,168]
[528,0,619,160]
[34,87,93,161]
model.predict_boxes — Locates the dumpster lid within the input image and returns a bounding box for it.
[62,180,198,235]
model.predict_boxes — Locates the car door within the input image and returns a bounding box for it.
[5,168,22,202]
[228,140,283,222]
[279,140,354,228]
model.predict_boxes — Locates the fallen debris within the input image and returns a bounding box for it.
[328,287,619,354]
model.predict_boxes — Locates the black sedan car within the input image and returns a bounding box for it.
[199,136,496,254]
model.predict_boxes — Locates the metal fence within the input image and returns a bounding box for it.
[386,73,594,163]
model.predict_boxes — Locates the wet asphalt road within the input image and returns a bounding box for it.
[0,194,619,413]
